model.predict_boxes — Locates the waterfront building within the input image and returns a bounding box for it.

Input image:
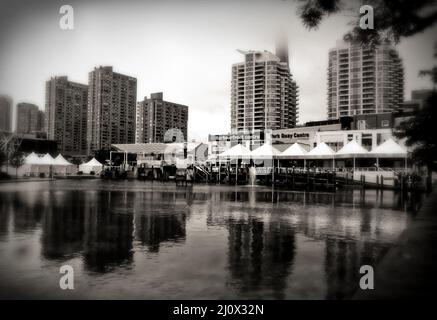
[327,40,404,119]
[45,76,88,156]
[112,142,208,166]
[136,92,188,143]
[16,103,44,134]
[87,66,137,153]
[0,95,12,132]
[208,130,269,159]
[230,50,298,132]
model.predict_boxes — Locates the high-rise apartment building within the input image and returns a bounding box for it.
[45,76,88,156]
[327,40,404,119]
[230,50,298,132]
[87,66,137,152]
[136,92,188,143]
[16,103,44,134]
[0,95,12,133]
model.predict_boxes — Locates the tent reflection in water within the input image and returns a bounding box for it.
[79,157,103,174]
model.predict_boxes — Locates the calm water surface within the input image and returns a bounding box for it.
[0,180,421,299]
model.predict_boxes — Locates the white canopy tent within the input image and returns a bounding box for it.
[79,158,103,174]
[250,144,281,183]
[53,154,77,175]
[218,144,252,159]
[53,154,72,165]
[369,138,407,158]
[306,142,336,170]
[306,142,336,158]
[24,152,44,165]
[250,143,281,158]
[369,138,408,171]
[335,140,369,171]
[217,144,252,184]
[279,143,308,158]
[40,153,55,165]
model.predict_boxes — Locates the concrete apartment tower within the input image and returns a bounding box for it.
[45,76,88,156]
[327,40,404,119]
[230,41,298,132]
[136,92,189,143]
[16,103,44,134]
[0,95,12,133]
[87,66,137,153]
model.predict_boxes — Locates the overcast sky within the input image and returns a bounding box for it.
[0,0,436,141]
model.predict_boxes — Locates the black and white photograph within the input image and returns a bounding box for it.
[0,0,436,312]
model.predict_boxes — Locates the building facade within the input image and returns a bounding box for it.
[136,92,188,143]
[0,95,12,133]
[87,66,137,152]
[45,76,88,156]
[327,40,404,119]
[16,103,44,134]
[230,50,298,132]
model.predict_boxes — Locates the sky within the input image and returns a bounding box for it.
[0,0,436,142]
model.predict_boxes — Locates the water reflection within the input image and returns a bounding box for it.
[0,181,421,299]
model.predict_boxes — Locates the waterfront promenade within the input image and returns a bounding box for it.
[354,185,437,299]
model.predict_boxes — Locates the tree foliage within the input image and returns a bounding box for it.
[394,49,437,169]
[297,0,437,46]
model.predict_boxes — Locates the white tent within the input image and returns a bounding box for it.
[218,144,252,159]
[24,152,43,165]
[79,158,103,174]
[53,154,77,175]
[40,153,55,165]
[279,143,308,158]
[335,140,369,171]
[370,138,407,158]
[306,142,336,159]
[250,143,281,158]
[335,140,369,158]
[53,154,72,165]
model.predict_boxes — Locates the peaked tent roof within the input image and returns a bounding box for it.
[307,142,336,158]
[279,143,308,158]
[370,138,407,157]
[250,143,281,158]
[336,140,369,158]
[40,153,55,165]
[219,144,252,158]
[24,152,43,165]
[53,154,73,165]
[82,157,103,166]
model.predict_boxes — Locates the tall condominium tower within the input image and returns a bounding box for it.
[16,103,44,134]
[136,92,189,143]
[45,76,88,155]
[327,40,404,119]
[0,95,12,133]
[87,66,137,152]
[230,50,298,132]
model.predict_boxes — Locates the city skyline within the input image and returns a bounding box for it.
[0,0,436,143]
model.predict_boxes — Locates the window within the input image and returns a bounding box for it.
[381,120,390,127]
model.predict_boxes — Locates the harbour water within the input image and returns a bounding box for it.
[0,180,422,299]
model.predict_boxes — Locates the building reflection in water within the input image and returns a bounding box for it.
[0,182,421,299]
[208,188,416,299]
[227,217,296,299]
[33,189,189,272]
